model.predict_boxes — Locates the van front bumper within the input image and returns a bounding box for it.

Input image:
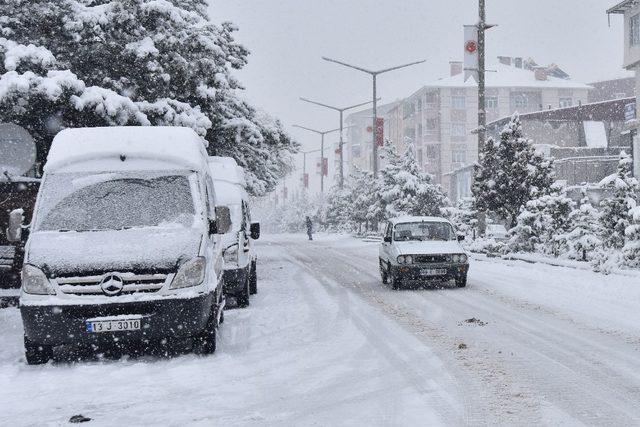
[20,292,215,347]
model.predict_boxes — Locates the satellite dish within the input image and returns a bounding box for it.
[0,123,36,179]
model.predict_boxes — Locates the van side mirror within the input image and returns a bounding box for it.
[250,222,260,240]
[457,235,465,242]
[6,209,25,243]
[383,236,392,243]
[215,206,232,234]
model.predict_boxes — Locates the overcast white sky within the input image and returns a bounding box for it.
[210,0,631,190]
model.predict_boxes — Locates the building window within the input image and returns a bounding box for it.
[451,123,466,137]
[403,102,415,118]
[426,144,439,158]
[486,96,498,109]
[426,117,437,131]
[514,95,528,109]
[425,92,437,107]
[452,95,466,109]
[416,99,422,112]
[559,98,573,108]
[452,146,467,164]
[631,14,640,46]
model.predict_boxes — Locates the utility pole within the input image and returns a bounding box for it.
[478,0,486,152]
[321,57,425,177]
[292,125,339,194]
[299,97,377,188]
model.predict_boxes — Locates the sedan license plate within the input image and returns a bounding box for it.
[86,318,141,333]
[420,268,447,276]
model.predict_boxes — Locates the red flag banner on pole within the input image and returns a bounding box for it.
[322,157,328,176]
[376,117,384,147]
[303,173,309,188]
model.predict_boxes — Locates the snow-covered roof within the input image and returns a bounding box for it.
[423,63,591,90]
[207,156,246,186]
[45,127,208,173]
[213,180,245,206]
[389,216,452,225]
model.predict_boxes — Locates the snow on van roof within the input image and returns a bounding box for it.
[390,216,452,225]
[45,127,208,173]
[207,156,246,185]
[213,180,245,206]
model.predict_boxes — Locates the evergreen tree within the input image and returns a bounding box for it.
[561,188,602,261]
[473,114,554,227]
[599,151,638,249]
[507,183,574,255]
[378,141,447,219]
[0,0,297,195]
[444,197,478,238]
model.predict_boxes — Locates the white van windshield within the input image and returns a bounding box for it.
[393,222,454,242]
[35,171,197,232]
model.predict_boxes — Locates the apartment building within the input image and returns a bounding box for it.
[345,57,591,196]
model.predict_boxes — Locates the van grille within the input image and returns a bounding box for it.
[54,273,169,296]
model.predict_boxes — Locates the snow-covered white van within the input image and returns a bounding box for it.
[10,127,231,364]
[207,157,259,307]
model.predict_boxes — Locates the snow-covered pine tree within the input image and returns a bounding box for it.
[0,0,297,195]
[348,166,380,232]
[599,151,638,249]
[325,183,353,232]
[378,141,447,219]
[473,114,554,227]
[560,188,602,261]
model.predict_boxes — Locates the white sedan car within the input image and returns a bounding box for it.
[379,216,469,289]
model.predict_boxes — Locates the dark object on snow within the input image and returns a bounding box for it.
[463,317,487,326]
[69,414,92,423]
[305,216,313,241]
[0,177,40,289]
[458,343,468,350]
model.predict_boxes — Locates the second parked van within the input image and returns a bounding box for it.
[208,156,260,307]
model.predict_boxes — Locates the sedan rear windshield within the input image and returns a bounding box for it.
[393,222,454,242]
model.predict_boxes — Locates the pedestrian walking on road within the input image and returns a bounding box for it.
[306,216,313,241]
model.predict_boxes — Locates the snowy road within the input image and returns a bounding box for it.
[2,234,640,425]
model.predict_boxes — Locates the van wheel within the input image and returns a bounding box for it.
[456,275,467,288]
[193,309,217,355]
[236,277,250,308]
[249,262,257,295]
[24,336,53,365]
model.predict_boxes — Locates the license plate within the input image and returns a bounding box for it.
[420,268,447,276]
[86,318,141,333]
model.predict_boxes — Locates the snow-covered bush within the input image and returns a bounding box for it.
[560,189,603,261]
[506,184,575,256]
[598,151,638,249]
[0,0,297,195]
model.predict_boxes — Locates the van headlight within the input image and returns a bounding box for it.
[223,244,238,265]
[22,265,55,295]
[452,254,468,263]
[397,255,413,265]
[170,257,206,289]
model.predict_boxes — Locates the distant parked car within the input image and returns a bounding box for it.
[379,216,469,289]
[208,156,260,308]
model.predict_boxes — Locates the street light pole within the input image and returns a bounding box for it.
[478,0,486,151]
[292,125,340,194]
[322,56,426,177]
[299,97,377,188]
